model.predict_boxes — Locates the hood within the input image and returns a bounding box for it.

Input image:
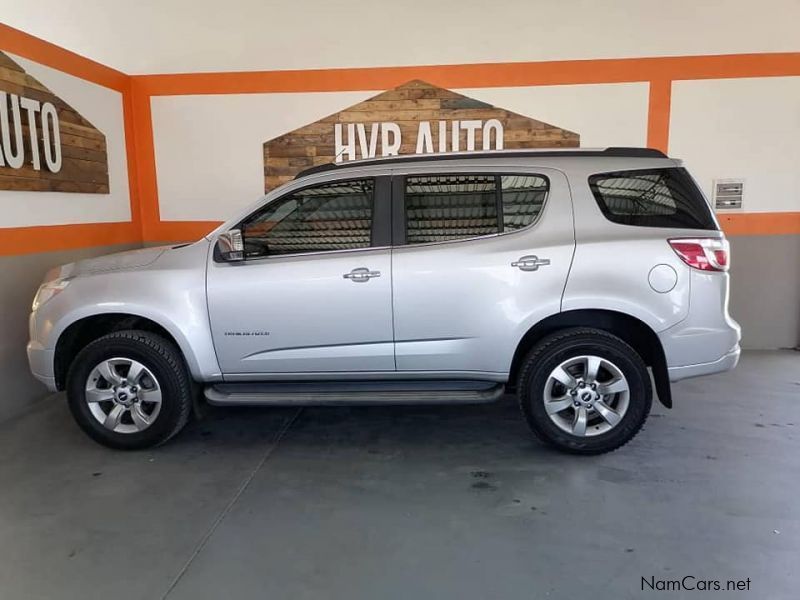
[55,245,173,280]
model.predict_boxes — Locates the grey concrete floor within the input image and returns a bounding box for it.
[0,350,798,600]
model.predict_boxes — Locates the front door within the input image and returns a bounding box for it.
[207,176,395,376]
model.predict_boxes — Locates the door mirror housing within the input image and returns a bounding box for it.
[216,229,244,262]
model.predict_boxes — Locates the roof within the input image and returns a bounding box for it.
[295,147,668,179]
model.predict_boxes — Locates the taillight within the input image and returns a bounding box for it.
[668,237,730,272]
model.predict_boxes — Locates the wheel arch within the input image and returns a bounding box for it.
[508,309,672,408]
[53,312,200,390]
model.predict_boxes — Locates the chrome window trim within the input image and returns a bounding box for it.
[231,245,392,264]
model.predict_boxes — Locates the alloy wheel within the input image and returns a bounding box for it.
[84,358,162,434]
[542,355,630,437]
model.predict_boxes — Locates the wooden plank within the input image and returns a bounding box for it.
[0,174,50,191]
[59,120,107,142]
[0,79,26,97]
[0,67,26,87]
[265,174,293,190]
[60,145,109,163]
[263,144,315,158]
[336,109,449,122]
[0,52,23,71]
[50,180,109,193]
[0,70,50,93]
[56,106,96,129]
[0,50,109,194]
[58,132,107,152]
[345,99,442,112]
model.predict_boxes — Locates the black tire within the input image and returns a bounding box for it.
[517,327,652,455]
[66,330,192,450]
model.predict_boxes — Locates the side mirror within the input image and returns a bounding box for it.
[216,229,244,262]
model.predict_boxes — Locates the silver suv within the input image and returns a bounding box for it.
[27,148,741,454]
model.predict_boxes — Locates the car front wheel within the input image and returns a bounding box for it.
[66,330,192,450]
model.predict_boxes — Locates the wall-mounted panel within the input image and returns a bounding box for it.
[0,51,109,193]
[262,80,579,191]
[0,54,130,228]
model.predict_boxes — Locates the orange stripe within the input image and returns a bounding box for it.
[129,78,159,238]
[133,53,800,96]
[646,80,671,153]
[719,212,800,236]
[121,79,144,241]
[0,23,127,91]
[0,222,140,256]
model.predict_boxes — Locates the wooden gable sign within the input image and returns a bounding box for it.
[263,79,579,191]
[0,51,109,193]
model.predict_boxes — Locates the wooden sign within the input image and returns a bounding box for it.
[263,79,579,191]
[0,51,109,193]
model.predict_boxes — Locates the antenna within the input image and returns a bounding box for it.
[333,145,350,163]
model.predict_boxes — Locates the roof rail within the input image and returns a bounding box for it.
[294,147,668,179]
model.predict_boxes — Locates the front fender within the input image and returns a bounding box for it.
[34,268,221,383]
[53,305,220,382]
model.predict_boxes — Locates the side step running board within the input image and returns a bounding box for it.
[204,380,505,406]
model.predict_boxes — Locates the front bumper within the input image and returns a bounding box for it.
[27,340,58,392]
[667,345,741,382]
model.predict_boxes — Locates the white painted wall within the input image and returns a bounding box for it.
[670,77,800,213]
[0,54,131,228]
[2,0,798,74]
[151,92,373,221]
[151,83,648,221]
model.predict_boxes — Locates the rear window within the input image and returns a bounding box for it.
[588,168,716,230]
[403,174,549,244]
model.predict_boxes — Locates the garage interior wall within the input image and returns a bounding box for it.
[1,4,799,421]
[0,32,141,421]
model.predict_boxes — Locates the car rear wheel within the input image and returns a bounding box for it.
[66,330,192,449]
[517,327,652,454]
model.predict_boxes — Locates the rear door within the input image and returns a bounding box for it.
[390,166,574,377]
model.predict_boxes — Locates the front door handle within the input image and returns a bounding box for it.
[511,255,551,272]
[343,267,381,283]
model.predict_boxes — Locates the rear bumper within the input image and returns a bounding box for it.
[659,268,741,383]
[667,345,741,382]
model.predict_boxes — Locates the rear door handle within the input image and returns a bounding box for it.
[511,255,550,272]
[343,267,381,282]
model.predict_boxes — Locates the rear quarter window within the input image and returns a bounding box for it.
[588,167,717,230]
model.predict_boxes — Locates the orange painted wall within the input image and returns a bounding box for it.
[1,21,799,257]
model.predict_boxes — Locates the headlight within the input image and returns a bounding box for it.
[32,279,71,312]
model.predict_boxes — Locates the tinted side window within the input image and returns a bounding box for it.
[404,174,549,244]
[241,179,373,258]
[588,168,716,230]
[405,175,498,244]
[501,175,549,232]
